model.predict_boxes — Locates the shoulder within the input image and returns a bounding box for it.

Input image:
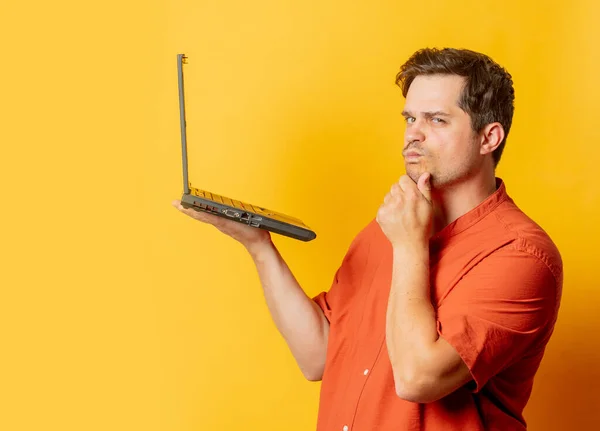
[345,217,389,256]
[492,198,563,286]
[457,210,563,321]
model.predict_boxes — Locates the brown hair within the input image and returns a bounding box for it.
[396,48,515,166]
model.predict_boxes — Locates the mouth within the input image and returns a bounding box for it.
[403,152,423,162]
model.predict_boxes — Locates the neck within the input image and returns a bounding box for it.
[430,170,498,235]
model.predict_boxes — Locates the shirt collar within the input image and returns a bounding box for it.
[430,177,509,246]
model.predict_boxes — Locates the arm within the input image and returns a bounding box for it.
[376,174,470,403]
[386,243,470,403]
[172,200,329,381]
[248,240,330,381]
[385,240,559,403]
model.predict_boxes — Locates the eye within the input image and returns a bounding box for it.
[432,117,445,124]
[404,117,415,124]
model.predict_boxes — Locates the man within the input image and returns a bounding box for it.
[173,48,562,430]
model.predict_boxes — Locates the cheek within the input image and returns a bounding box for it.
[427,129,475,170]
[443,128,475,155]
[427,129,458,159]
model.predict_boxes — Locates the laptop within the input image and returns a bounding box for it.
[176,53,317,242]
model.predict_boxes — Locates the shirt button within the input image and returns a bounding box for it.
[363,369,369,375]
[343,426,349,431]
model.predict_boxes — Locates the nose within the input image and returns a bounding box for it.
[404,121,425,150]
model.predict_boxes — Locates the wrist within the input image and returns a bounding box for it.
[392,239,428,257]
[392,241,430,276]
[245,237,275,260]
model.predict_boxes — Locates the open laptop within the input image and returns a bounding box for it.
[176,53,317,242]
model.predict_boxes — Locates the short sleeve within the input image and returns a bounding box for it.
[436,246,560,392]
[311,221,375,323]
[312,267,342,323]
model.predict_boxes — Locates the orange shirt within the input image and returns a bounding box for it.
[313,178,562,431]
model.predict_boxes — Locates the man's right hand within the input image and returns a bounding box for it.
[172,199,272,251]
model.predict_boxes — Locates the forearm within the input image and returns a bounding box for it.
[386,243,439,393]
[247,240,329,381]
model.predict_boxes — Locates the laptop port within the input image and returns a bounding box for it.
[222,209,241,218]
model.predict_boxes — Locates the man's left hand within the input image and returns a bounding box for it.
[376,173,433,247]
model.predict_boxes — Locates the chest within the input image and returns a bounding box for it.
[337,237,490,337]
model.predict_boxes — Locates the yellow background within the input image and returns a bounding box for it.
[1,0,598,429]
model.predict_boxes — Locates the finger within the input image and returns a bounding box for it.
[387,194,402,209]
[189,208,219,223]
[417,172,432,202]
[398,175,415,192]
[176,204,218,224]
[393,193,403,207]
[390,183,402,197]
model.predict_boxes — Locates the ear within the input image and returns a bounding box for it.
[479,122,505,156]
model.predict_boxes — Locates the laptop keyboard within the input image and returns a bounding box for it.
[189,186,309,227]
[191,188,260,213]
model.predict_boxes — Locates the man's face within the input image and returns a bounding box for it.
[401,74,481,188]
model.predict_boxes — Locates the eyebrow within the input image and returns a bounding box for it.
[401,110,451,118]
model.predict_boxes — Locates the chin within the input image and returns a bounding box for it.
[405,165,424,184]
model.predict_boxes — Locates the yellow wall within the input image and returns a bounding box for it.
[2,0,598,429]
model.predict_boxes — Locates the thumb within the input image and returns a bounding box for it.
[417,172,432,202]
